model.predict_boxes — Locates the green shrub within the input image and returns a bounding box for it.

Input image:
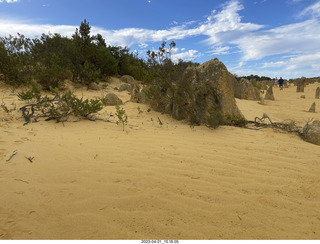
[115,105,128,131]
[19,89,103,124]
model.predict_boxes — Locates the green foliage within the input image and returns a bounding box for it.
[235,74,272,81]
[0,19,149,88]
[34,53,67,89]
[59,90,103,118]
[115,105,128,131]
[0,34,33,86]
[206,114,223,129]
[157,117,163,126]
[232,117,248,127]
[17,90,41,103]
[19,89,103,124]
[137,106,143,114]
[17,82,41,102]
[1,104,9,113]
[224,114,248,127]
[79,61,101,84]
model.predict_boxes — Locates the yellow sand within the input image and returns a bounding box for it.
[0,80,319,240]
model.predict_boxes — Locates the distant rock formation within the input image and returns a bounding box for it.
[233,78,260,100]
[315,87,320,99]
[147,58,244,126]
[303,120,320,145]
[265,86,275,100]
[296,78,305,92]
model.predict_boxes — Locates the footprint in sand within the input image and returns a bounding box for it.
[13,141,24,145]
[13,137,30,145]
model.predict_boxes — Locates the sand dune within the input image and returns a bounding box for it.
[0,80,320,239]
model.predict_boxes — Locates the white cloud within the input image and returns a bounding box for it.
[0,19,76,37]
[171,49,200,62]
[233,18,320,61]
[138,43,148,48]
[298,1,320,18]
[0,0,19,3]
[207,46,231,55]
[200,0,264,46]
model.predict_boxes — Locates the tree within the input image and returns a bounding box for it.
[0,34,33,86]
[79,19,92,45]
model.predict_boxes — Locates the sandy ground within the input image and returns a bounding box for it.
[0,79,320,240]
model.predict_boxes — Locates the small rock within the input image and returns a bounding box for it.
[308,102,316,113]
[88,82,101,91]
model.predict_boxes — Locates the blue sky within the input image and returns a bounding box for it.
[1,0,320,79]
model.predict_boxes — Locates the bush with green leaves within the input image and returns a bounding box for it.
[115,105,128,131]
[19,89,103,124]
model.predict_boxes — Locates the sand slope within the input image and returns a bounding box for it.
[0,81,320,240]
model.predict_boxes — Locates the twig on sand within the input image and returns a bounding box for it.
[25,156,34,163]
[6,150,17,162]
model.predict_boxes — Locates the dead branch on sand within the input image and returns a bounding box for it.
[247,113,309,137]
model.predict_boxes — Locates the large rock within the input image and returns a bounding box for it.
[130,84,146,103]
[118,83,132,93]
[233,78,260,100]
[102,93,123,106]
[303,120,320,145]
[149,58,244,125]
[265,86,275,100]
